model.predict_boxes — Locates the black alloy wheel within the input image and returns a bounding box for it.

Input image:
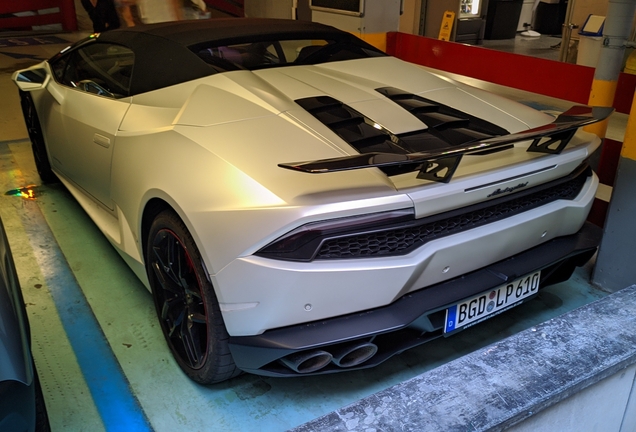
[19,91,57,184]
[146,210,240,384]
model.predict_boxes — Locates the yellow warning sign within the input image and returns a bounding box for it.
[438,11,455,41]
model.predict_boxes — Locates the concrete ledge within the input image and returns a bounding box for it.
[291,285,636,431]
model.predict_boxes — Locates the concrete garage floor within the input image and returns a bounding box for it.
[0,34,626,431]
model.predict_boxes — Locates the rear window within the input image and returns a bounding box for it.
[193,37,384,71]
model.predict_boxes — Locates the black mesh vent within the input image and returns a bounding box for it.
[295,92,510,168]
[315,167,590,260]
[376,87,510,146]
[295,96,411,155]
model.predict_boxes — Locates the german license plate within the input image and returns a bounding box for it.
[444,271,541,334]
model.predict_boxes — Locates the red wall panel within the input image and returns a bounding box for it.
[0,0,76,31]
[387,32,633,114]
[204,0,244,17]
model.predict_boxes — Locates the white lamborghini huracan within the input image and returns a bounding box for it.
[13,18,611,384]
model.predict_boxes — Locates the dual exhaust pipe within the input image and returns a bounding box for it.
[280,341,378,374]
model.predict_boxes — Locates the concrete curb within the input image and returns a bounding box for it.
[290,285,636,431]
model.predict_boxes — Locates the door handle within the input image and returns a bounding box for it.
[93,133,110,148]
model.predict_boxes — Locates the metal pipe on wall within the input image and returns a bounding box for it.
[585,0,636,139]
[592,0,636,292]
[558,0,577,62]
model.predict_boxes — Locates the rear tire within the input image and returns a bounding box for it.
[145,210,240,384]
[19,91,58,184]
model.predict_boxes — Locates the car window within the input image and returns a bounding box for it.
[194,38,382,70]
[53,43,134,98]
[51,53,70,83]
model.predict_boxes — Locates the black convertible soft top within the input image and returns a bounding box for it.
[101,18,348,48]
[56,18,380,96]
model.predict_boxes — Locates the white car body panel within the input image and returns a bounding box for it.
[25,54,602,336]
[214,172,597,335]
[38,80,130,208]
[29,52,601,328]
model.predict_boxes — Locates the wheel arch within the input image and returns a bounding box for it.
[18,88,59,184]
[140,198,172,263]
[140,196,216,284]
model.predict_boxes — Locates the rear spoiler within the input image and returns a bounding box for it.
[279,105,613,183]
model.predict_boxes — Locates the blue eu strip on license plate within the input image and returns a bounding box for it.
[444,271,541,334]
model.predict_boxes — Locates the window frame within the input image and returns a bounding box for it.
[49,40,135,99]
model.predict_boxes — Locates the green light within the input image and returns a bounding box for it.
[4,186,39,200]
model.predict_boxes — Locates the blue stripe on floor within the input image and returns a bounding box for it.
[18,199,153,432]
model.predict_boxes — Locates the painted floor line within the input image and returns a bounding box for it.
[19,199,154,432]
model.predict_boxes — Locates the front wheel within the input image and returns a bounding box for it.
[145,210,240,384]
[19,91,57,184]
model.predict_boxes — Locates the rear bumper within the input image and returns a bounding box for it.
[229,221,602,376]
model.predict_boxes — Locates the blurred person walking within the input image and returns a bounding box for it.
[81,0,121,32]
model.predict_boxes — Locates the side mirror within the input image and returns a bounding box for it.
[12,67,49,91]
